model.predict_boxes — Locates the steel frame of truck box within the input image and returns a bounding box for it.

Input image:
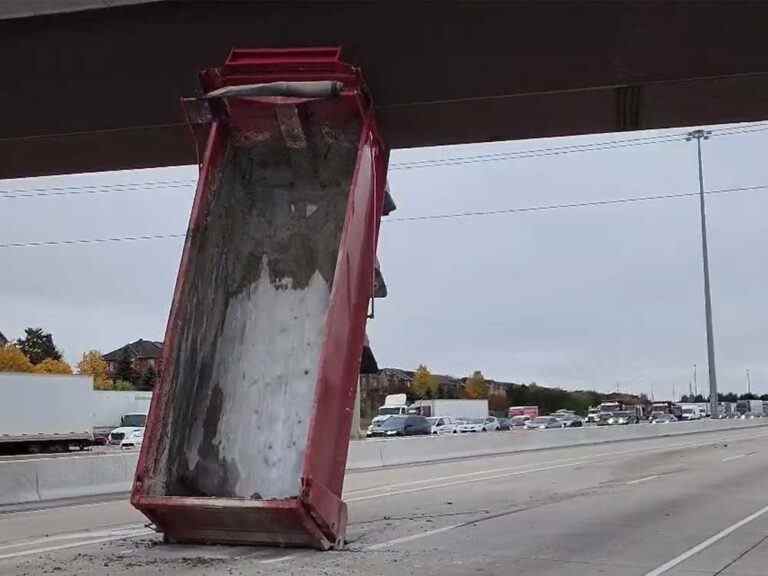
[132,47,387,550]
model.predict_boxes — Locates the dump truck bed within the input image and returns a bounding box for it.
[132,48,387,549]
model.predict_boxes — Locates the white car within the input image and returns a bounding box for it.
[482,416,500,431]
[429,416,459,434]
[119,428,144,449]
[455,418,485,433]
[108,425,144,446]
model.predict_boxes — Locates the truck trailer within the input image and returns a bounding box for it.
[409,399,489,419]
[0,373,153,452]
[0,373,93,452]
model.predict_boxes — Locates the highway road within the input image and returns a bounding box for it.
[2,425,768,575]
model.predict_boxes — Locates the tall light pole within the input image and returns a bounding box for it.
[687,129,718,418]
[746,368,752,395]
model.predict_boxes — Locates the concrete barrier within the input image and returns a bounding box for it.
[0,451,138,506]
[346,418,768,470]
[1,419,766,506]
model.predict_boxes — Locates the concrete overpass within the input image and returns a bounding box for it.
[2,1,768,179]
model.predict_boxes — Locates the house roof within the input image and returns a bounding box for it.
[103,339,163,361]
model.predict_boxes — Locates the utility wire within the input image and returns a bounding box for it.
[3,122,767,197]
[0,179,196,197]
[0,232,187,249]
[1,184,765,249]
[390,134,686,170]
[386,184,768,222]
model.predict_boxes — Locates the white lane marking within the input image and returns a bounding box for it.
[344,456,588,496]
[0,529,153,561]
[722,453,746,462]
[346,430,768,502]
[347,460,592,502]
[642,502,768,576]
[259,554,296,564]
[627,475,660,485]
[0,524,147,551]
[365,524,461,550]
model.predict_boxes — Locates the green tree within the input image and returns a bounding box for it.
[138,366,158,391]
[112,380,135,391]
[115,349,138,386]
[464,370,489,399]
[16,328,62,365]
[411,364,439,399]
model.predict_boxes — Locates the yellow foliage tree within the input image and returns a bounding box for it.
[0,344,34,373]
[411,364,439,399]
[77,350,110,389]
[33,358,73,374]
[464,370,489,399]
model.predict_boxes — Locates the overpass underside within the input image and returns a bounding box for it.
[2,1,768,178]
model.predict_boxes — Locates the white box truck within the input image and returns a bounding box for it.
[0,373,94,451]
[409,398,489,419]
[0,373,152,452]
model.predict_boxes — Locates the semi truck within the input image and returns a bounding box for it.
[0,372,152,452]
[409,398,489,419]
[736,399,764,417]
[373,394,488,421]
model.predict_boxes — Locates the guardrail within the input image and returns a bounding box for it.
[1,419,766,506]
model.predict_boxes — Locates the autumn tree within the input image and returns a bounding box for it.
[411,364,439,399]
[464,370,489,399]
[0,344,34,373]
[33,358,73,374]
[77,350,110,389]
[16,328,62,365]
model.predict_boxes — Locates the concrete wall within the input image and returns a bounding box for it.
[2,419,766,507]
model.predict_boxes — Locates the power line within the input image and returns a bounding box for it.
[0,122,765,198]
[389,134,687,170]
[0,182,195,200]
[0,232,187,249]
[1,184,765,249]
[0,179,195,197]
[385,184,768,222]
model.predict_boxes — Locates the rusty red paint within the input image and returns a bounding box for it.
[131,47,387,550]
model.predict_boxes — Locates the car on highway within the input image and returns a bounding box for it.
[482,416,500,431]
[509,415,531,428]
[596,412,615,426]
[650,413,678,424]
[367,415,431,437]
[497,417,511,431]
[607,411,639,425]
[455,418,486,433]
[524,416,562,430]
[428,416,459,435]
[557,414,584,428]
[120,428,144,449]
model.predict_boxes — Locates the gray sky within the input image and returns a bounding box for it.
[1,124,766,400]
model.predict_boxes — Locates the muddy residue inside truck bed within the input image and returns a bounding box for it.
[157,101,361,500]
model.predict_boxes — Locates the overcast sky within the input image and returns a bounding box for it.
[1,123,766,400]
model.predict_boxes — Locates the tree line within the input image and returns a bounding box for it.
[0,327,152,390]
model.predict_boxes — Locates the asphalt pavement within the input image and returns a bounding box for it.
[2,425,768,575]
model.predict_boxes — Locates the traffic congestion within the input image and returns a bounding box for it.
[365,396,765,438]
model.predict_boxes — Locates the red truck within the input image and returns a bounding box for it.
[508,406,539,418]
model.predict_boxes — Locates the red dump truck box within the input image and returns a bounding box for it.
[131,48,387,549]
